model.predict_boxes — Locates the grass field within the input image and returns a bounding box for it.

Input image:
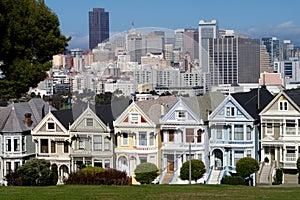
[0,184,299,200]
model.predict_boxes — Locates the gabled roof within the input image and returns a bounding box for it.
[285,88,300,108]
[135,96,177,124]
[51,109,74,129]
[232,86,274,119]
[183,92,226,121]
[0,98,54,133]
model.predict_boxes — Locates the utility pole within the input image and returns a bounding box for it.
[189,141,191,184]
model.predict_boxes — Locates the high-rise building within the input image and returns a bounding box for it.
[260,45,272,73]
[282,40,295,60]
[89,8,109,50]
[183,28,199,60]
[175,29,185,51]
[261,37,279,63]
[126,27,143,63]
[209,33,260,85]
[199,19,219,72]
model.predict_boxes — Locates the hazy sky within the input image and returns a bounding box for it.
[45,0,300,50]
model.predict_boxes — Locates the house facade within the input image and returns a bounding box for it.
[208,88,273,184]
[0,99,52,185]
[31,109,73,184]
[260,88,300,183]
[113,97,176,184]
[159,97,206,184]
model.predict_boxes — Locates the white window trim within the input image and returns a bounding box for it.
[266,123,274,135]
[46,122,56,131]
[122,133,129,146]
[278,101,288,111]
[225,106,235,117]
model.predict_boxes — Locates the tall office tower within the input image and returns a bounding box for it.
[199,19,219,72]
[126,27,143,63]
[261,37,280,63]
[209,33,260,85]
[89,8,109,50]
[183,28,199,60]
[175,29,185,51]
[143,31,165,54]
[282,40,295,60]
[164,43,174,61]
[260,45,272,73]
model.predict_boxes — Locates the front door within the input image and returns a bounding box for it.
[168,161,174,172]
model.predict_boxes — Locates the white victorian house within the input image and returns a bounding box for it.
[208,87,273,185]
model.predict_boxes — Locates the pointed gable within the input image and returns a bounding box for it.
[161,97,201,124]
[70,106,108,132]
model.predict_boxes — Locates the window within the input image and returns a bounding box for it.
[216,125,222,140]
[6,162,11,175]
[246,126,252,140]
[149,132,154,146]
[104,137,110,151]
[139,132,147,146]
[122,133,128,146]
[169,130,174,142]
[14,162,20,171]
[14,138,20,151]
[51,141,56,153]
[178,111,186,120]
[246,150,252,157]
[140,157,147,163]
[64,142,69,153]
[86,118,93,126]
[94,136,102,151]
[197,130,202,143]
[279,101,288,111]
[286,120,296,135]
[47,122,55,131]
[266,123,273,135]
[6,138,11,152]
[186,129,194,143]
[94,160,103,168]
[105,160,110,169]
[22,136,25,151]
[79,138,85,150]
[234,151,244,165]
[225,106,235,117]
[234,125,244,140]
[41,139,48,153]
[130,113,139,123]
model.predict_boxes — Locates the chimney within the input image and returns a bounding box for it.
[24,113,33,126]
[161,104,165,117]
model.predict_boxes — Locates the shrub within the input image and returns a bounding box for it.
[65,168,131,185]
[50,164,58,185]
[221,176,245,185]
[180,159,206,183]
[273,168,283,185]
[134,162,159,184]
[5,171,22,186]
[17,159,56,186]
[236,157,259,186]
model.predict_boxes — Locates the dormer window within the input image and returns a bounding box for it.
[177,110,186,120]
[86,118,93,126]
[130,113,139,123]
[225,106,235,117]
[47,122,55,131]
[279,101,288,111]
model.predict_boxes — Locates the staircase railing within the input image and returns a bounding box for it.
[217,169,225,184]
[158,167,167,184]
[206,165,214,184]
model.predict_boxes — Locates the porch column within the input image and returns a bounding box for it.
[261,147,265,163]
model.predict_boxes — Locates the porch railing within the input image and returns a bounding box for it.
[206,166,214,184]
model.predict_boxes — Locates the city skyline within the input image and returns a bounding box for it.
[45,0,300,50]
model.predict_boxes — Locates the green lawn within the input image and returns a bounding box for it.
[0,184,299,200]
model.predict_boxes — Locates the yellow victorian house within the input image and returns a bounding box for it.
[113,96,176,184]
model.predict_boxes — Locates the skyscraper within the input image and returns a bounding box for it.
[261,37,280,63]
[199,19,219,72]
[126,27,143,63]
[89,8,109,50]
[209,32,260,85]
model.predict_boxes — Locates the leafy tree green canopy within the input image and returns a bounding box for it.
[134,162,159,184]
[236,157,259,180]
[17,158,57,186]
[0,0,70,99]
[180,159,206,183]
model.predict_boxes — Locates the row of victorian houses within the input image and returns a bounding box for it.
[1,86,300,185]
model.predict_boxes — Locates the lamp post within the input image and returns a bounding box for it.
[189,141,191,184]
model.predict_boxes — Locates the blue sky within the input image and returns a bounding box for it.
[45,0,300,50]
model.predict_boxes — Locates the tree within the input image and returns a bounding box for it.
[134,162,159,184]
[236,157,259,186]
[297,157,300,183]
[180,159,206,183]
[17,158,56,186]
[50,164,59,185]
[0,0,70,99]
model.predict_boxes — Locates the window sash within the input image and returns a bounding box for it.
[122,133,128,146]
[139,132,147,146]
[234,125,244,140]
[94,136,102,151]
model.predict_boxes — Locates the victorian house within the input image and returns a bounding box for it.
[207,87,273,185]
[113,96,177,184]
[259,88,300,184]
[0,98,52,185]
[69,104,115,171]
[31,109,73,184]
